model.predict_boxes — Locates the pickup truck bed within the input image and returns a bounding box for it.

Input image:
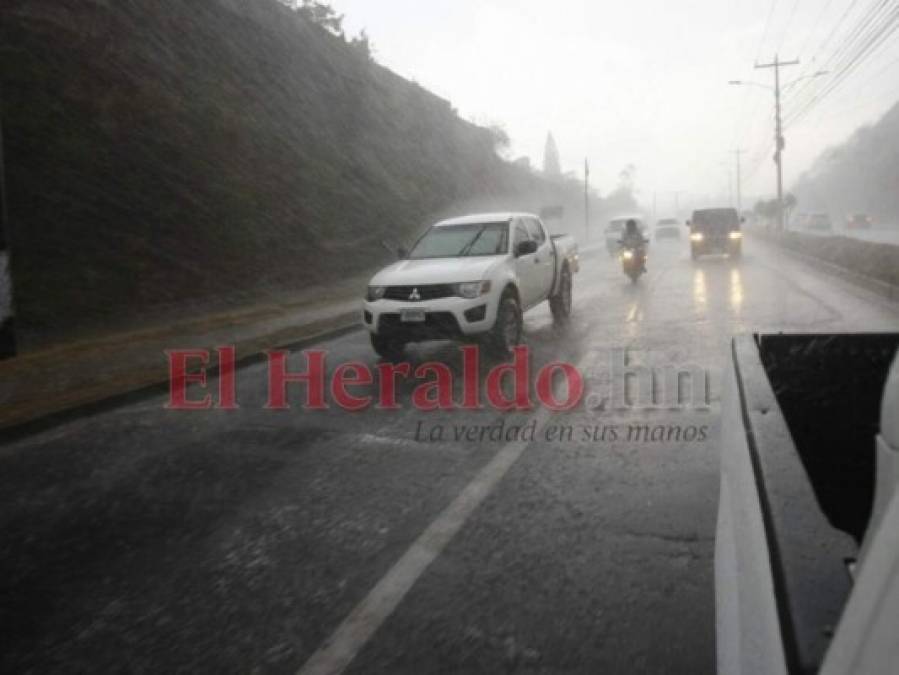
[718,333,899,674]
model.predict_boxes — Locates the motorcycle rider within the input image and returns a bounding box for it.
[619,219,647,271]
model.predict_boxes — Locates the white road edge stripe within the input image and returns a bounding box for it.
[298,353,590,675]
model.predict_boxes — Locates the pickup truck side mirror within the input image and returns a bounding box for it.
[397,246,408,260]
[515,240,538,257]
[740,216,746,224]
[685,220,691,227]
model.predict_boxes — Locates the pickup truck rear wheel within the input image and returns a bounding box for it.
[550,266,572,323]
[370,334,405,361]
[487,294,522,358]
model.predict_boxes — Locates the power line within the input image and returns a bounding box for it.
[785,0,867,104]
[785,3,899,126]
[783,0,896,123]
[735,1,899,194]
[798,0,837,59]
[776,0,804,54]
[756,0,781,64]
[733,0,781,147]
[805,51,899,124]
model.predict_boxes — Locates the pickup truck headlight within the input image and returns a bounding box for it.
[367,286,387,301]
[456,280,491,299]
[729,231,743,240]
[690,232,704,242]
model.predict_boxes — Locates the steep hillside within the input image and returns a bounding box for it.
[1,0,612,348]
[793,101,899,222]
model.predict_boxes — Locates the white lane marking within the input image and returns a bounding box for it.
[298,262,666,674]
[298,412,551,675]
[298,255,655,674]
[297,354,589,675]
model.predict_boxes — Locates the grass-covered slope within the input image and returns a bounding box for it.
[1,0,591,347]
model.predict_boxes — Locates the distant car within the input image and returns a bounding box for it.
[654,217,681,241]
[605,215,648,256]
[847,213,872,229]
[687,207,742,260]
[806,213,833,232]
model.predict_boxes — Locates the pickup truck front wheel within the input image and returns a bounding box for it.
[486,294,522,357]
[549,266,572,323]
[370,334,405,361]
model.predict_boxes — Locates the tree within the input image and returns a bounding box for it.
[783,193,797,227]
[618,164,636,192]
[487,124,510,155]
[753,198,782,227]
[350,29,373,59]
[279,0,345,36]
[543,133,561,177]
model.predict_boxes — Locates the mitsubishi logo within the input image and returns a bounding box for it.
[409,288,421,301]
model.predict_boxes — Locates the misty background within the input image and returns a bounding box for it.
[330,0,899,208]
[0,0,897,348]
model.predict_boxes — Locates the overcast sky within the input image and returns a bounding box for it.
[330,0,899,212]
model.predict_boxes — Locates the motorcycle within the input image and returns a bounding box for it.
[618,241,647,283]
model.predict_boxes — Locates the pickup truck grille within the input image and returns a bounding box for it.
[383,284,455,301]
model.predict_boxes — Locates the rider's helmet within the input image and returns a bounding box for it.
[625,219,639,235]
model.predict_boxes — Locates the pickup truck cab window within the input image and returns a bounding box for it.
[525,217,546,244]
[512,222,530,251]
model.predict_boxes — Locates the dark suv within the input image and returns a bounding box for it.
[687,207,742,260]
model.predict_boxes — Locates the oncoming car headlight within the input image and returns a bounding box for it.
[729,231,743,240]
[367,286,387,301]
[456,280,491,299]
[690,232,704,242]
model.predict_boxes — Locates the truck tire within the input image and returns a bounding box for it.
[486,293,522,358]
[550,266,572,323]
[370,334,405,361]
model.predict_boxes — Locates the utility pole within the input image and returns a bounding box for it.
[732,149,745,214]
[0,106,16,359]
[719,161,733,207]
[755,55,799,231]
[584,157,590,242]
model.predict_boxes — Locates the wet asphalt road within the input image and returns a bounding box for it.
[2,237,898,674]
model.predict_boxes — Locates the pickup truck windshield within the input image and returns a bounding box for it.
[407,223,509,259]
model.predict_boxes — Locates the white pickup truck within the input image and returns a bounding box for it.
[363,212,579,359]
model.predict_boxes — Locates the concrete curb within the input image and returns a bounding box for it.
[0,314,361,444]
